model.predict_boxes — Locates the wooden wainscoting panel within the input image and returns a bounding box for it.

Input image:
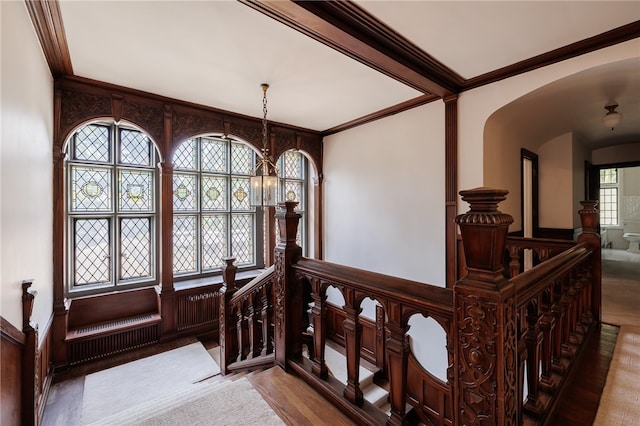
[1,316,24,426]
[326,304,382,368]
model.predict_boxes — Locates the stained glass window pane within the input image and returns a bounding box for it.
[73,124,110,163]
[120,218,152,280]
[173,215,197,274]
[119,169,153,212]
[173,173,197,211]
[174,139,197,170]
[231,214,254,265]
[201,175,227,211]
[201,138,227,173]
[283,151,303,179]
[70,166,112,212]
[120,129,152,166]
[231,143,253,175]
[283,181,304,208]
[74,218,110,285]
[202,215,228,270]
[231,177,251,211]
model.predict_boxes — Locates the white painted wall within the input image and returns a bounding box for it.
[1,2,54,334]
[323,102,446,286]
[592,142,640,165]
[458,39,640,221]
[539,134,574,229]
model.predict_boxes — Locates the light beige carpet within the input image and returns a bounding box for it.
[82,342,220,424]
[87,377,284,426]
[594,326,640,425]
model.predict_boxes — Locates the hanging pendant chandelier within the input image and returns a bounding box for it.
[249,84,279,207]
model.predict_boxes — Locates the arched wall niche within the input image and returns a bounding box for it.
[483,57,639,232]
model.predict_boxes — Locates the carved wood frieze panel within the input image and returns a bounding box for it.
[59,90,111,145]
[171,109,225,155]
[122,99,164,149]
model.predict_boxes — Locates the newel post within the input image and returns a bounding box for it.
[274,201,303,369]
[219,257,237,375]
[22,280,38,426]
[454,188,518,425]
[577,201,601,323]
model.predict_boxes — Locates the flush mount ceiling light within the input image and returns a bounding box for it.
[249,84,279,207]
[602,103,623,130]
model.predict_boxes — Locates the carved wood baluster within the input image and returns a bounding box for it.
[261,284,273,356]
[539,291,557,393]
[236,301,246,363]
[386,301,409,426]
[523,302,544,417]
[342,288,363,406]
[311,280,328,378]
[550,280,568,375]
[509,245,521,278]
[248,293,260,358]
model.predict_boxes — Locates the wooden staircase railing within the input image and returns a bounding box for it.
[219,259,276,375]
[220,191,601,426]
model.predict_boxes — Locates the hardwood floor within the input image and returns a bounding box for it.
[546,324,619,426]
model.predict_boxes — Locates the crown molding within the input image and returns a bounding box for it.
[25,0,73,77]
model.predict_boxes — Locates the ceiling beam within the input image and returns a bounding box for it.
[464,20,640,91]
[25,0,73,77]
[239,0,460,98]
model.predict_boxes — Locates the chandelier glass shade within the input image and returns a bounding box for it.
[602,103,623,130]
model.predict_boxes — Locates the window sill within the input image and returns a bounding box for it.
[173,269,266,291]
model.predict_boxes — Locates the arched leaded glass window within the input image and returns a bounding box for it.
[66,122,159,293]
[278,150,307,254]
[172,136,264,278]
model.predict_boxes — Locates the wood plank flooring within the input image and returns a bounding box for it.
[546,323,619,426]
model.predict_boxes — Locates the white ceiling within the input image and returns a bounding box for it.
[58,1,640,147]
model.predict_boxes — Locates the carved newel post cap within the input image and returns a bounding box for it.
[222,257,238,289]
[579,200,599,233]
[276,201,301,247]
[456,188,513,285]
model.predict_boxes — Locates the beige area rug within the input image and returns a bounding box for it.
[82,342,220,424]
[594,326,640,425]
[86,377,284,426]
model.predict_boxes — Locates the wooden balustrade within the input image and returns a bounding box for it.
[219,258,276,374]
[505,236,576,277]
[219,192,600,425]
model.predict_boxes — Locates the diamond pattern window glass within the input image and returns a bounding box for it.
[173,139,198,170]
[74,218,111,286]
[231,214,254,265]
[120,218,152,279]
[202,215,227,270]
[231,142,252,175]
[202,138,227,173]
[66,122,158,294]
[173,136,259,278]
[173,215,197,274]
[600,168,619,226]
[73,124,110,163]
[120,129,153,166]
